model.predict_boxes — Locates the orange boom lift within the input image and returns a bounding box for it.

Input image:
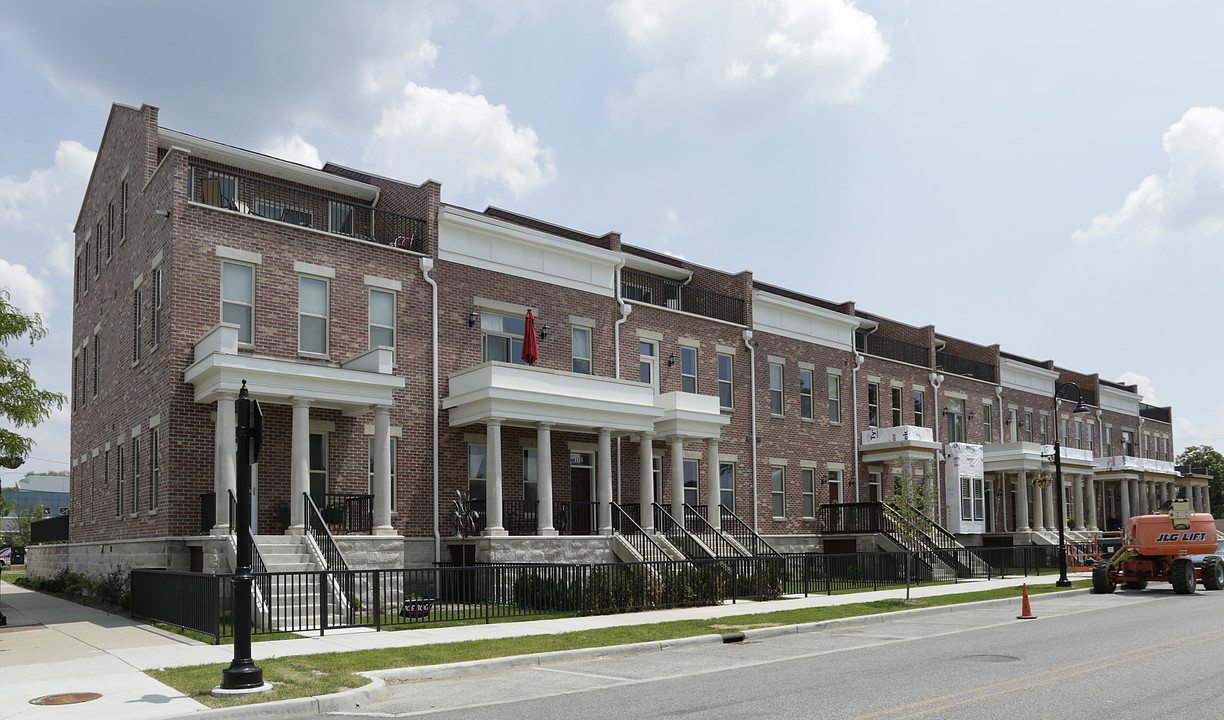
[1093,498,1223,595]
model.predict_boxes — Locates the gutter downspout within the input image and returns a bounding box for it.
[852,353,865,502]
[420,258,441,564]
[614,261,629,505]
[929,372,945,523]
[744,330,758,532]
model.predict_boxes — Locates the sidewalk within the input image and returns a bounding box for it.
[0,573,1074,720]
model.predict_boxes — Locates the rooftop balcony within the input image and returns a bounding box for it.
[1096,455,1176,475]
[935,350,996,383]
[620,268,745,325]
[187,159,427,252]
[856,333,929,367]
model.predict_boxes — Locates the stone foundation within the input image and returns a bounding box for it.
[26,536,230,581]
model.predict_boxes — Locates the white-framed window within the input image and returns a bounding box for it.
[868,470,882,503]
[801,468,816,518]
[913,389,924,427]
[299,275,329,355]
[1144,434,1150,457]
[946,397,965,442]
[221,261,254,345]
[132,286,142,362]
[153,266,163,348]
[116,444,125,516]
[329,201,354,235]
[769,363,784,416]
[369,288,395,353]
[1061,419,1069,447]
[683,459,699,505]
[718,353,733,409]
[150,428,160,510]
[1088,424,1095,453]
[1075,421,1083,449]
[572,327,592,374]
[639,341,658,389]
[481,311,526,364]
[982,404,992,442]
[1025,412,1033,442]
[522,448,537,505]
[867,382,879,428]
[468,444,487,503]
[653,455,664,504]
[681,347,697,393]
[1122,430,1134,456]
[719,462,735,511]
[828,469,843,503]
[1105,426,1112,454]
[92,332,99,398]
[799,369,813,420]
[1040,415,1049,444]
[131,435,141,514]
[771,465,785,518]
[368,437,399,509]
[892,387,903,427]
[828,374,842,424]
[107,201,114,259]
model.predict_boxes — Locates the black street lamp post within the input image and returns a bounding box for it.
[1051,381,1091,588]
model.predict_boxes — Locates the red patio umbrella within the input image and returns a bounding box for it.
[521,310,540,365]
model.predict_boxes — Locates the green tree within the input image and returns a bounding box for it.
[0,288,66,471]
[1176,445,1224,518]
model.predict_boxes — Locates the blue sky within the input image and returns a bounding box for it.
[3,1,1224,482]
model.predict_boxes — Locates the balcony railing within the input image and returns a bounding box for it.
[621,268,745,325]
[856,333,930,367]
[1140,404,1170,423]
[187,160,426,253]
[935,351,996,382]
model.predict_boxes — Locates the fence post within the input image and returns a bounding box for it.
[320,571,329,637]
[825,554,832,596]
[581,564,589,617]
[373,570,381,632]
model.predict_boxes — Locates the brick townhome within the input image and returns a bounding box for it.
[51,102,1203,576]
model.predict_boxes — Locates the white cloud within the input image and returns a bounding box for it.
[259,134,323,169]
[1073,107,1224,246]
[367,83,557,198]
[0,260,51,317]
[0,139,95,278]
[609,0,889,130]
[1117,371,1159,406]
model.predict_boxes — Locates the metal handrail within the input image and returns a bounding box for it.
[653,503,715,560]
[719,506,780,556]
[303,493,349,573]
[682,504,746,558]
[321,493,373,534]
[611,503,670,564]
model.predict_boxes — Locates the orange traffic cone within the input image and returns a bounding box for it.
[1016,583,1036,620]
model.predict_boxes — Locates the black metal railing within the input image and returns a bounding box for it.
[319,493,373,535]
[187,159,427,253]
[935,351,996,383]
[719,506,780,557]
[856,333,930,367]
[683,504,747,558]
[470,499,599,536]
[304,493,349,574]
[817,502,885,534]
[620,268,745,325]
[131,569,222,639]
[653,503,714,561]
[1140,404,1171,423]
[611,503,670,564]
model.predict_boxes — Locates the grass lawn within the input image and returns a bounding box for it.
[149,579,1089,710]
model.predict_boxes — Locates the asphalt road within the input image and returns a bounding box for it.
[338,586,1224,719]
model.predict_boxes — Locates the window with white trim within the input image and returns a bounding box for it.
[1075,421,1083,449]
[221,261,254,345]
[572,327,592,374]
[982,404,992,442]
[150,428,160,510]
[828,469,843,503]
[867,382,879,428]
[801,468,815,518]
[771,465,785,518]
[799,369,813,420]
[913,389,924,427]
[680,346,697,393]
[683,459,698,505]
[468,444,487,503]
[299,275,329,355]
[829,374,841,423]
[481,311,526,364]
[522,448,537,505]
[1025,412,1033,442]
[369,288,395,353]
[946,397,965,442]
[719,462,735,510]
[769,363,783,415]
[892,387,903,427]
[639,341,658,389]
[718,353,733,409]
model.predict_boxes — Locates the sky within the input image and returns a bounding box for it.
[2,0,1224,483]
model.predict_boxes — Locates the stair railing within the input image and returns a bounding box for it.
[610,503,670,563]
[683,504,747,558]
[719,506,780,556]
[653,503,715,560]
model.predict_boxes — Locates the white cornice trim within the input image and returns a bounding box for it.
[440,206,623,265]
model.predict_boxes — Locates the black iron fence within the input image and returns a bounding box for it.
[470,499,600,536]
[620,268,746,325]
[936,351,997,383]
[319,493,373,535]
[131,548,1058,644]
[856,333,930,367]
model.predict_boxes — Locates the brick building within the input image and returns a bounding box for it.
[56,102,1201,575]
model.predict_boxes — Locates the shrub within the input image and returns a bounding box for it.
[512,572,576,611]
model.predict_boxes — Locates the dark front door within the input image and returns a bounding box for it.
[570,451,594,535]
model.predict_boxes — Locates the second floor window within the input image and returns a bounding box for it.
[867,382,879,428]
[982,404,992,443]
[481,311,526,364]
[946,397,965,443]
[828,374,841,423]
[572,327,592,374]
[221,261,254,344]
[799,369,813,420]
[299,276,329,355]
[369,289,395,352]
[1122,430,1134,456]
[1025,412,1033,442]
[913,389,924,427]
[892,386,903,427]
[132,287,142,362]
[769,363,783,415]
[680,347,697,392]
[718,354,733,409]
[639,341,657,388]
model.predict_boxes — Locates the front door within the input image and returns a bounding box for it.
[570,451,595,534]
[984,479,994,532]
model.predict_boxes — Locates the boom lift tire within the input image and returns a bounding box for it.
[1203,557,1224,591]
[1171,557,1196,595]
[1093,561,1116,594]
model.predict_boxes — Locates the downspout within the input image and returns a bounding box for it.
[744,330,758,532]
[852,353,865,501]
[929,372,945,523]
[614,260,629,505]
[420,258,441,564]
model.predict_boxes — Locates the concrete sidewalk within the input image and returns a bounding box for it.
[0,573,1075,720]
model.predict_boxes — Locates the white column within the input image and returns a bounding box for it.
[1086,476,1098,531]
[1119,479,1132,523]
[1205,485,1213,514]
[1129,478,1141,518]
[1042,482,1055,530]
[1016,472,1030,531]
[639,432,655,532]
[1030,474,1043,531]
[598,428,613,535]
[484,419,506,536]
[213,392,237,535]
[1073,475,1086,531]
[706,437,720,528]
[289,397,311,534]
[537,423,556,536]
[670,436,685,522]
[1192,485,1202,511]
[372,405,396,536]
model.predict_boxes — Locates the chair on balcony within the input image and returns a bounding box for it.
[201,177,238,211]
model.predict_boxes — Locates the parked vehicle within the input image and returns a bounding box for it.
[0,547,22,566]
[1093,499,1223,594]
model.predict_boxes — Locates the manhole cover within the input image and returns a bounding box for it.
[959,655,1019,663]
[29,693,102,705]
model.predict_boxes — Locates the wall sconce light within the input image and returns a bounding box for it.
[668,353,675,366]
[468,311,479,327]
[968,411,975,421]
[153,209,170,218]
[539,324,550,340]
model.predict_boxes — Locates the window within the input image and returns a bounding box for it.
[369,289,395,352]
[828,374,841,423]
[828,469,843,503]
[132,286,142,362]
[71,355,78,410]
[946,398,965,442]
[718,354,733,409]
[867,382,879,428]
[468,445,487,503]
[771,466,785,518]
[719,462,735,510]
[94,227,101,275]
[117,445,125,516]
[131,435,141,514]
[913,390,924,427]
[680,347,697,393]
[868,470,882,502]
[83,240,90,292]
[108,202,114,256]
[683,460,698,505]
[892,387,903,427]
[309,433,328,500]
[74,255,81,304]
[221,262,254,345]
[1144,434,1150,457]
[960,477,984,521]
[1061,419,1069,447]
[1088,425,1095,453]
[1122,430,1134,456]
[1105,427,1112,454]
[1040,415,1048,444]
[368,437,399,509]
[329,201,354,235]
[120,179,127,246]
[769,363,784,415]
[298,275,329,355]
[1157,436,1163,460]
[572,327,592,374]
[652,456,663,504]
[104,449,110,489]
[1075,422,1083,449]
[801,468,816,518]
[1025,412,1033,442]
[80,345,88,407]
[799,369,813,420]
[982,405,992,443]
[522,448,537,505]
[639,341,657,388]
[153,266,163,348]
[92,333,99,398]
[150,429,160,510]
[481,311,527,364]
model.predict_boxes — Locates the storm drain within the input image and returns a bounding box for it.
[29,693,102,705]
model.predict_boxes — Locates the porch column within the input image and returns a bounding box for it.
[372,405,395,536]
[639,432,655,532]
[1042,482,1055,531]
[1029,473,1043,531]
[670,436,685,522]
[1119,479,1132,523]
[1072,475,1085,531]
[290,397,311,534]
[213,391,237,535]
[1205,485,1213,514]
[484,419,507,536]
[706,437,720,528]
[1086,476,1098,531]
[1192,484,1202,511]
[1016,472,1030,531]
[537,423,556,536]
[598,428,613,535]
[1129,478,1141,518]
